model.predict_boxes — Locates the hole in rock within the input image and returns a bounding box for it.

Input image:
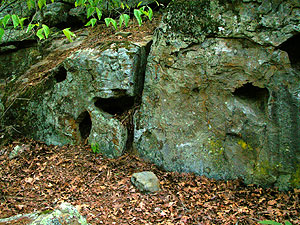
[94,96,135,115]
[233,83,269,112]
[54,66,67,83]
[77,111,92,140]
[278,33,300,70]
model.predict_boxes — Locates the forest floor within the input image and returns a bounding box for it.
[0,139,299,225]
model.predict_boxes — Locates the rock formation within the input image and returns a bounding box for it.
[134,0,300,190]
[1,0,299,190]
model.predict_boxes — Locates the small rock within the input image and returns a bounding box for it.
[30,202,89,225]
[131,171,160,193]
[9,145,25,159]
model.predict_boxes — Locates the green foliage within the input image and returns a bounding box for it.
[119,14,130,28]
[0,0,155,42]
[134,6,153,26]
[105,17,117,30]
[62,28,76,42]
[91,143,100,154]
[259,220,292,225]
[0,28,4,40]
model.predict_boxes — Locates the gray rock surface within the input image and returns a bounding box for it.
[134,0,300,190]
[3,38,151,158]
[0,202,89,225]
[30,202,89,225]
[9,145,28,159]
[131,171,161,193]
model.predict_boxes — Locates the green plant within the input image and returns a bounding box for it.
[259,220,292,225]
[91,142,100,154]
[0,0,155,42]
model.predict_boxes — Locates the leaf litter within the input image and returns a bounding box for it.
[0,140,299,225]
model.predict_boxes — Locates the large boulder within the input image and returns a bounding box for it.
[2,37,151,158]
[134,0,300,190]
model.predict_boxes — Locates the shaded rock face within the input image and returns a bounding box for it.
[134,0,300,190]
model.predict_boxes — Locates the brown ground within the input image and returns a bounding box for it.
[0,139,299,225]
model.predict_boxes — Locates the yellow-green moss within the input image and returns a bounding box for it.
[291,166,300,187]
[207,138,224,157]
[238,139,253,151]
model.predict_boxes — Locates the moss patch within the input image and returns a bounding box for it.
[291,166,300,188]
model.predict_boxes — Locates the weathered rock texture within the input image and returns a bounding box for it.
[134,0,300,190]
[2,38,151,158]
[0,202,89,225]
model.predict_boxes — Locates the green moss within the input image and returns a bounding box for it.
[165,0,221,38]
[254,161,270,177]
[291,166,300,188]
[208,138,224,156]
[39,209,53,215]
[237,139,253,151]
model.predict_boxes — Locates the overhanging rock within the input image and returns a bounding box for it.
[3,40,151,158]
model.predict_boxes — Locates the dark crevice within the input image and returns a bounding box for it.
[0,40,37,54]
[54,66,67,83]
[94,96,135,115]
[278,33,300,70]
[54,16,86,30]
[76,111,92,141]
[233,83,269,112]
[93,40,153,154]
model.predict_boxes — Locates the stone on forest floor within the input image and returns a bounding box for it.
[0,202,89,225]
[131,171,161,193]
[9,145,27,159]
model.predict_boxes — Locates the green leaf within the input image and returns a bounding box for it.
[0,28,4,41]
[88,0,95,6]
[26,23,37,33]
[11,15,19,28]
[148,7,153,21]
[134,9,142,26]
[19,17,27,30]
[284,222,292,225]
[137,1,143,7]
[38,0,46,9]
[62,28,76,42]
[36,28,45,40]
[105,18,117,30]
[119,14,130,28]
[259,221,283,225]
[95,7,102,20]
[42,24,50,38]
[85,18,97,27]
[1,15,10,28]
[27,0,35,10]
[87,6,95,18]
[120,2,124,9]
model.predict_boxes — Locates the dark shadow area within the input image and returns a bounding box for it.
[76,111,92,140]
[94,96,135,115]
[233,83,269,112]
[54,16,86,30]
[0,40,37,54]
[54,66,67,83]
[278,33,300,70]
